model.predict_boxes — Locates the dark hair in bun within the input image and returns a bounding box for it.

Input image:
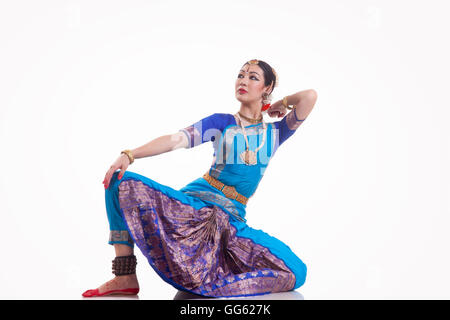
[242,59,278,95]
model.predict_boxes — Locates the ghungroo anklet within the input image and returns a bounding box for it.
[112,255,137,276]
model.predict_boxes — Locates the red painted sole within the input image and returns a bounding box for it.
[82,287,139,297]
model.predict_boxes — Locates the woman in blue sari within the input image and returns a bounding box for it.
[82,59,318,298]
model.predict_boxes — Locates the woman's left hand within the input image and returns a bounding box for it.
[267,100,287,118]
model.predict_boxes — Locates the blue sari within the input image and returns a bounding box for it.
[105,111,307,298]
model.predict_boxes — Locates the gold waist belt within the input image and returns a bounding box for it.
[203,172,249,206]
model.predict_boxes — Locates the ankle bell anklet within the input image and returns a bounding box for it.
[112,255,137,276]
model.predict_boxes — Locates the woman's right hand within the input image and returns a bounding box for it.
[103,154,130,189]
[267,100,287,118]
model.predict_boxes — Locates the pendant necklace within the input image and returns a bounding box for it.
[236,112,267,166]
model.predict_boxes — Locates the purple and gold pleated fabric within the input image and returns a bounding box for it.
[106,170,307,298]
[104,111,307,298]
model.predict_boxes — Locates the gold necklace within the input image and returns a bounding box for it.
[238,111,262,124]
[236,113,266,165]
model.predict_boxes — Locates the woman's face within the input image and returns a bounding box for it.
[235,64,271,105]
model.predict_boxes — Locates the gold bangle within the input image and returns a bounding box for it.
[282,96,293,110]
[120,149,134,164]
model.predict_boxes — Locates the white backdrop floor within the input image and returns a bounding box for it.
[77,290,304,300]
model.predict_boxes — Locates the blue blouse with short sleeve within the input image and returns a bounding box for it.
[179,111,304,201]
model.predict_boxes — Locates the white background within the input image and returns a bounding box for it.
[1,0,449,299]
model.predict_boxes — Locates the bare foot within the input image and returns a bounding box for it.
[83,274,140,297]
[98,274,140,294]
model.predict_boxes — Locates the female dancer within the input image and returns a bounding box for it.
[82,59,317,298]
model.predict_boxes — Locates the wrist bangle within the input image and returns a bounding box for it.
[282,96,293,110]
[121,149,134,164]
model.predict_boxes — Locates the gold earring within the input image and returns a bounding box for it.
[262,92,272,105]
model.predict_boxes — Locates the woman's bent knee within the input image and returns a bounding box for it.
[292,261,307,289]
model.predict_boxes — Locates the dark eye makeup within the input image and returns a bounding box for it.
[238,74,259,80]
